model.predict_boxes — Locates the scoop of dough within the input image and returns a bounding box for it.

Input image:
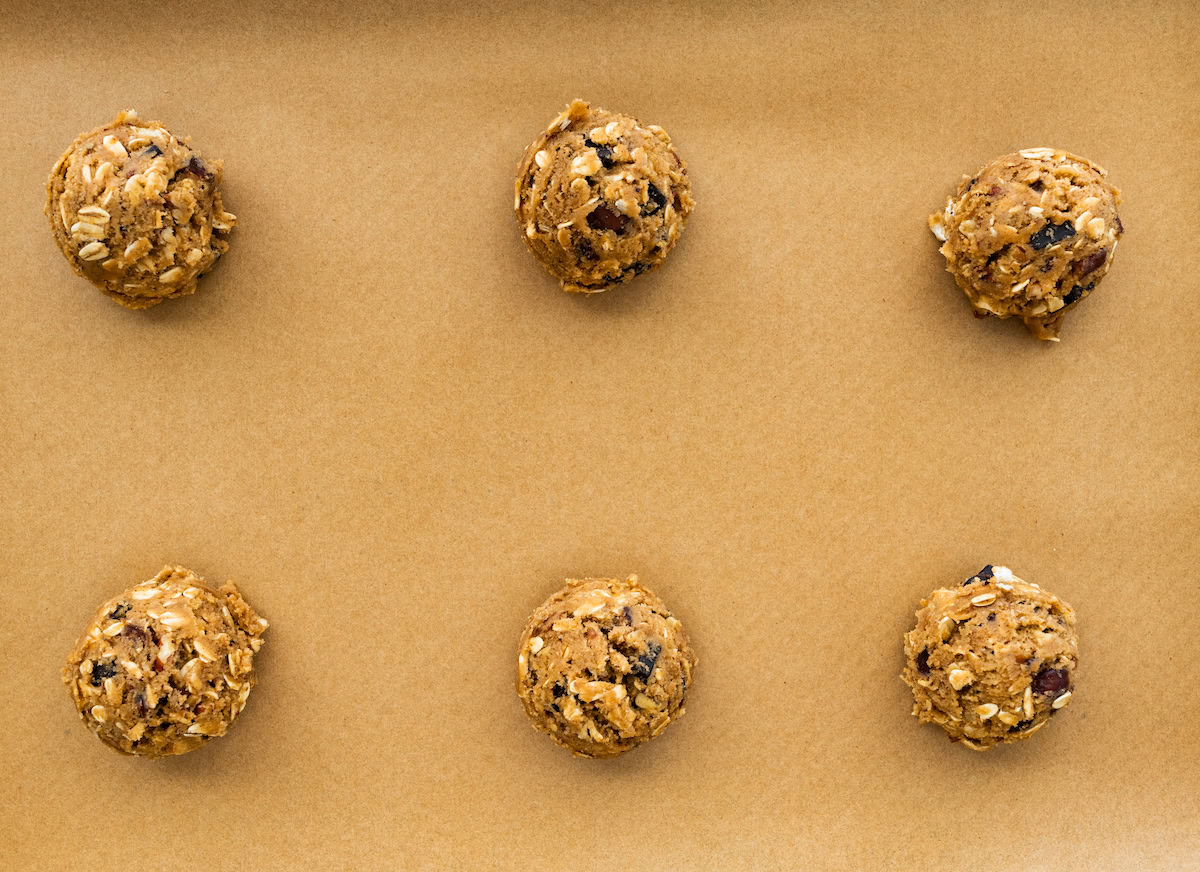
[63,566,268,758]
[46,109,236,308]
[516,575,696,758]
[928,148,1123,340]
[514,99,693,293]
[901,565,1077,751]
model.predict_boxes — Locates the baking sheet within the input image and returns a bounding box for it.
[2,1,1198,869]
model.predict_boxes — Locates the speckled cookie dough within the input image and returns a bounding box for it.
[514,99,693,293]
[516,575,696,758]
[63,566,268,758]
[46,110,236,309]
[929,148,1123,340]
[901,565,1077,751]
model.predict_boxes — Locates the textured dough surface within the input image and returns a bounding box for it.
[516,575,696,758]
[515,99,693,293]
[928,148,1123,340]
[902,565,1077,750]
[46,109,236,309]
[63,566,268,758]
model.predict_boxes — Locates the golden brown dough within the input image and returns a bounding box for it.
[929,148,1123,340]
[514,100,693,293]
[902,565,1077,750]
[46,110,236,308]
[516,575,696,758]
[63,566,268,758]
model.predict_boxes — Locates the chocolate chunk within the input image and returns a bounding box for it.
[1033,667,1070,695]
[1062,282,1093,306]
[622,606,633,625]
[1029,221,1076,250]
[1029,180,1044,193]
[1076,249,1107,276]
[916,649,931,675]
[552,682,565,699]
[91,661,117,686]
[586,204,629,233]
[1115,215,1124,234]
[575,239,597,261]
[142,144,162,158]
[987,613,996,622]
[631,642,662,681]
[645,183,668,216]
[964,566,993,587]
[109,603,131,619]
[185,157,212,181]
[1009,719,1034,732]
[583,139,615,169]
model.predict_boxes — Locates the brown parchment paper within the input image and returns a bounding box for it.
[1,1,1197,869]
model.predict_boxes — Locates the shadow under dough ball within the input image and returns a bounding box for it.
[929,148,1123,341]
[516,575,696,758]
[63,566,268,758]
[46,109,236,309]
[901,565,1077,751]
[514,99,694,293]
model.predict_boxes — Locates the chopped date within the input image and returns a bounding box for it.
[109,603,131,619]
[915,649,931,675]
[185,157,211,180]
[1076,249,1107,277]
[1032,668,1070,695]
[586,204,629,233]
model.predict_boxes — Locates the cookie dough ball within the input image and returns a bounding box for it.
[928,148,1123,340]
[902,565,1078,751]
[514,99,693,293]
[516,575,696,758]
[46,109,237,309]
[63,566,268,758]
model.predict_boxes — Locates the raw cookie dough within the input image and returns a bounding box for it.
[516,575,696,758]
[901,565,1078,751]
[514,99,693,293]
[63,566,268,758]
[46,109,237,309]
[928,148,1123,340]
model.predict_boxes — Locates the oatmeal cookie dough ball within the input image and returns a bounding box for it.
[516,575,696,758]
[46,109,237,309]
[901,565,1077,751]
[928,148,1123,340]
[515,99,693,293]
[63,566,269,758]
